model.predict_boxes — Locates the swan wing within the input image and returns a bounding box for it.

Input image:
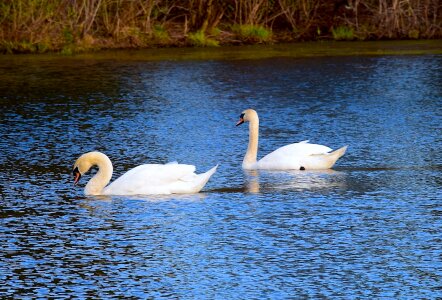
[103,163,217,195]
[103,163,195,195]
[257,141,332,170]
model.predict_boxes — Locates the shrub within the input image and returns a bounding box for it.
[152,24,169,43]
[332,26,355,41]
[187,31,219,47]
[408,29,419,39]
[232,24,271,43]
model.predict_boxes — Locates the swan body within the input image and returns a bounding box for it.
[236,109,347,170]
[73,151,217,195]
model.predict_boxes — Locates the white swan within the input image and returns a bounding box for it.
[72,151,217,195]
[236,109,348,170]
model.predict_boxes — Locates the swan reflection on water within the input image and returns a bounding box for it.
[78,193,210,220]
[81,192,210,203]
[243,169,347,193]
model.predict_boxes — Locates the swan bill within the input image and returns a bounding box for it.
[73,167,81,185]
[236,113,245,126]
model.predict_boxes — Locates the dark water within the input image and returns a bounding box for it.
[1,44,441,298]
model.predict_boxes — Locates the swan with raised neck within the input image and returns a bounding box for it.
[236,109,260,169]
[236,109,348,170]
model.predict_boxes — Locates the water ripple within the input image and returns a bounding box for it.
[1,50,441,298]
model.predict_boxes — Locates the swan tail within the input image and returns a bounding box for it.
[327,145,348,167]
[193,165,218,192]
[330,145,348,159]
[307,145,347,169]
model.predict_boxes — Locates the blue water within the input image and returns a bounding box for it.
[1,47,441,298]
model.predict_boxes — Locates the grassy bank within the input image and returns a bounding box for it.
[1,0,441,54]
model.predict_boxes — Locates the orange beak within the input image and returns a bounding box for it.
[73,167,81,185]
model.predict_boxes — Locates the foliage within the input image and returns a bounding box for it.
[408,30,420,39]
[152,25,169,44]
[232,24,272,43]
[187,30,219,47]
[0,0,440,53]
[332,26,355,41]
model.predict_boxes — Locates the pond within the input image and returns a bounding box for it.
[1,41,441,298]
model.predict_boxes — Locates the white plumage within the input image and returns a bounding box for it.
[73,152,217,195]
[236,109,347,170]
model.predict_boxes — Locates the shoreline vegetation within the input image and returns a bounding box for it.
[1,0,441,54]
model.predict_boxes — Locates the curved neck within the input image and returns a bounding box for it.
[85,153,113,195]
[243,116,259,169]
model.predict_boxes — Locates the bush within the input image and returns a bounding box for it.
[187,31,219,47]
[408,30,420,39]
[332,26,355,41]
[232,24,271,43]
[152,25,169,43]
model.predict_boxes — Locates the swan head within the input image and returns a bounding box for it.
[72,151,110,185]
[73,153,95,185]
[236,109,258,126]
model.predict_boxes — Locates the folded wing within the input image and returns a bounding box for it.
[103,163,215,195]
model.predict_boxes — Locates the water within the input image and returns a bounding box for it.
[1,43,441,298]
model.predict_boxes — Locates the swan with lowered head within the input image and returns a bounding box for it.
[72,151,217,195]
[236,109,347,170]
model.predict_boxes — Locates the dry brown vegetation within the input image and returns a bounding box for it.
[0,0,440,53]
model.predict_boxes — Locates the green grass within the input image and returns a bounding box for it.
[408,29,419,39]
[187,31,219,47]
[232,24,271,42]
[152,24,170,43]
[332,26,355,41]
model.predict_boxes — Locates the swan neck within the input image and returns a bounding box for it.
[243,116,259,169]
[85,154,113,195]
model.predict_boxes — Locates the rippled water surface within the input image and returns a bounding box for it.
[1,43,441,298]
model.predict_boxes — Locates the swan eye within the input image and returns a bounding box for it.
[73,167,79,176]
[236,113,246,126]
